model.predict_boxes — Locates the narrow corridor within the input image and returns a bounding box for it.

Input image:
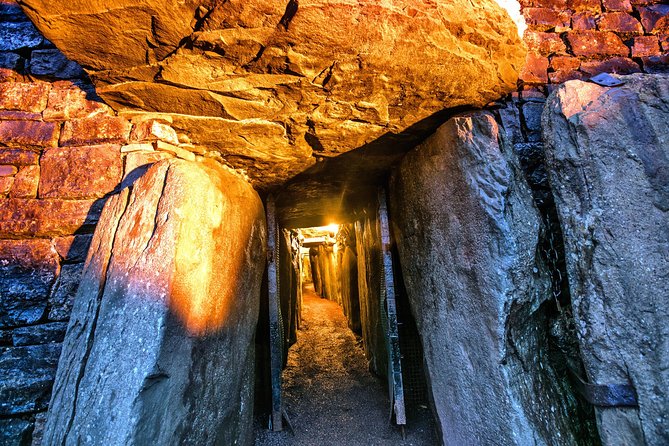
[254,285,436,446]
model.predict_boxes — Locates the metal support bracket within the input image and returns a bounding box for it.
[567,367,638,408]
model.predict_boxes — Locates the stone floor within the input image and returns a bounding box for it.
[254,284,436,446]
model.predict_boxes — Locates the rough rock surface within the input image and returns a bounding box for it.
[18,0,525,188]
[43,158,266,445]
[390,112,581,445]
[542,74,669,445]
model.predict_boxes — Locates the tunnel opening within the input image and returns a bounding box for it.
[254,198,437,445]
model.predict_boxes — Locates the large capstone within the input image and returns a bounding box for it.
[542,74,669,445]
[390,112,584,445]
[43,158,267,445]
[18,0,526,188]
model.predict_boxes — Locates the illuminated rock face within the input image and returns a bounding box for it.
[43,159,266,446]
[543,74,669,445]
[18,0,526,188]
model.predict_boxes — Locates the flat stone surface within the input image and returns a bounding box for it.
[0,82,51,113]
[47,263,84,322]
[390,112,584,445]
[28,49,85,79]
[59,117,131,147]
[11,322,67,346]
[0,198,103,238]
[43,82,113,121]
[39,145,122,199]
[542,74,669,445]
[20,0,526,189]
[53,234,93,263]
[0,344,61,415]
[0,239,59,327]
[44,158,266,445]
[0,149,40,166]
[10,165,39,198]
[0,120,59,148]
[0,20,42,51]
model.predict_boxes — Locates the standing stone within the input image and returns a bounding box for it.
[43,158,266,446]
[542,74,669,445]
[390,112,580,445]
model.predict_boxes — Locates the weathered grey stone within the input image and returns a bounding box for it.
[0,21,42,51]
[44,158,266,445]
[47,263,84,322]
[0,240,59,328]
[542,74,669,445]
[0,418,33,446]
[31,411,47,446]
[0,344,61,415]
[12,322,67,346]
[28,49,84,79]
[19,0,526,189]
[0,52,22,70]
[390,112,583,445]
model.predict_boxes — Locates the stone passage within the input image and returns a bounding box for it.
[543,74,669,445]
[43,158,267,445]
[254,284,436,446]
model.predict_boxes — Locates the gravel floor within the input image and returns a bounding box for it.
[254,285,437,446]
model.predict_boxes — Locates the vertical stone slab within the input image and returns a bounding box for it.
[542,74,669,445]
[43,159,266,445]
[390,112,579,445]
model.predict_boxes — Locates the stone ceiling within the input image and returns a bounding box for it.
[18,0,526,194]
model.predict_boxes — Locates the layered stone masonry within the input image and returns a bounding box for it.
[519,0,668,85]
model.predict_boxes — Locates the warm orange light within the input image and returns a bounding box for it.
[326,223,339,235]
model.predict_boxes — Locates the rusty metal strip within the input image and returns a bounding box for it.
[379,189,406,426]
[266,196,284,431]
[567,366,638,407]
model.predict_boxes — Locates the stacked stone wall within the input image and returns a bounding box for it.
[519,0,668,86]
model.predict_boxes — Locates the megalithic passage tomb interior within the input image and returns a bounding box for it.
[0,0,667,445]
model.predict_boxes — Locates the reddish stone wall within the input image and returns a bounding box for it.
[519,0,668,86]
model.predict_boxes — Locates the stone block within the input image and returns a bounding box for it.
[130,119,180,145]
[580,57,641,76]
[524,7,572,31]
[641,54,669,74]
[120,143,154,153]
[123,151,172,188]
[43,83,113,121]
[39,145,122,199]
[632,35,661,57]
[543,74,669,445]
[524,31,568,56]
[0,344,61,415]
[597,12,644,34]
[31,412,48,446]
[10,165,39,198]
[0,120,59,148]
[638,5,669,33]
[59,116,131,147]
[522,101,545,136]
[567,30,630,56]
[0,82,51,113]
[11,322,67,346]
[0,418,32,446]
[154,140,196,161]
[0,239,59,327]
[0,51,22,70]
[48,263,84,322]
[566,0,603,12]
[0,149,39,166]
[0,21,42,51]
[602,0,632,11]
[390,112,582,445]
[549,56,583,82]
[0,177,13,195]
[44,159,266,446]
[53,234,93,263]
[0,165,17,176]
[0,198,103,238]
[520,52,549,83]
[28,49,84,79]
